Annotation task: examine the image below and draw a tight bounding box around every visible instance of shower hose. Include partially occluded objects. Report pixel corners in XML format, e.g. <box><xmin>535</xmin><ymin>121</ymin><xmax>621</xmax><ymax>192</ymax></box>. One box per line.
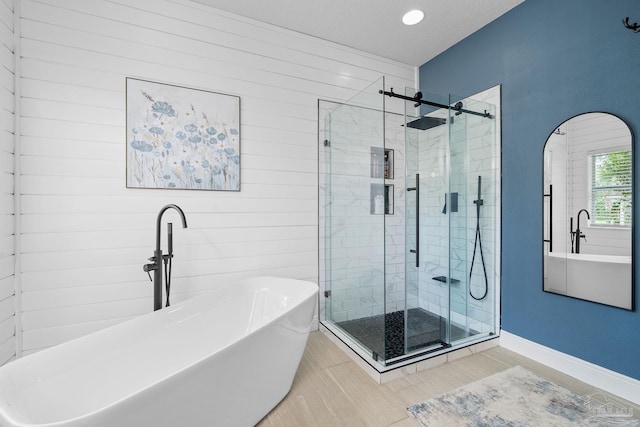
<box><xmin>469</xmin><ymin>176</ymin><xmax>489</xmax><ymax>301</ymax></box>
<box><xmin>164</xmin><ymin>255</ymin><xmax>173</xmax><ymax>307</ymax></box>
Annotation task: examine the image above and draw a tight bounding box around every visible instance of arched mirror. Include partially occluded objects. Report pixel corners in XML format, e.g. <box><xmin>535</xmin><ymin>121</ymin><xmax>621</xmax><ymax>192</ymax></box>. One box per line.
<box><xmin>543</xmin><ymin>112</ymin><xmax>634</xmax><ymax>310</ymax></box>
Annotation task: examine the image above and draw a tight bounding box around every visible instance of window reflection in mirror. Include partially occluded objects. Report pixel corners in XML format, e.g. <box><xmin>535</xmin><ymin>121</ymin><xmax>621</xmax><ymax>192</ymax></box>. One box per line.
<box><xmin>543</xmin><ymin>112</ymin><xmax>634</xmax><ymax>310</ymax></box>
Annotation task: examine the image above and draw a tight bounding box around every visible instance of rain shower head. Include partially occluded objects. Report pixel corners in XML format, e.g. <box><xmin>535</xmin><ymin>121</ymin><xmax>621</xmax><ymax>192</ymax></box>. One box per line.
<box><xmin>405</xmin><ymin>116</ymin><xmax>447</xmax><ymax>130</ymax></box>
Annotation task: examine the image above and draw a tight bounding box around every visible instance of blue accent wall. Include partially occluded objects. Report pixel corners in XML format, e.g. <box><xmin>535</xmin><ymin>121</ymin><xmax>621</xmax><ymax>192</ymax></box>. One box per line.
<box><xmin>419</xmin><ymin>0</ymin><xmax>640</xmax><ymax>380</ymax></box>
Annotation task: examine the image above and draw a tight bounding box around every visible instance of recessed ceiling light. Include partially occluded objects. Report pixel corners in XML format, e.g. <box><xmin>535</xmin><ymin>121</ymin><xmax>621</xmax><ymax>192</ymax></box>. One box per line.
<box><xmin>402</xmin><ymin>9</ymin><xmax>425</xmax><ymax>26</ymax></box>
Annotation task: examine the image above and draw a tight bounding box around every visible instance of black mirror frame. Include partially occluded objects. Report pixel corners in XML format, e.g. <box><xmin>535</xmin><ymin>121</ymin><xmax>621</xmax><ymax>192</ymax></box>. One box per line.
<box><xmin>542</xmin><ymin>112</ymin><xmax>635</xmax><ymax>311</ymax></box>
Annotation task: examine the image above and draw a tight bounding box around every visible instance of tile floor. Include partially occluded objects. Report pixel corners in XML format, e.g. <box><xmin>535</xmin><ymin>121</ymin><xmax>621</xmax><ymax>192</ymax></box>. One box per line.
<box><xmin>257</xmin><ymin>331</ymin><xmax>639</xmax><ymax>426</ymax></box>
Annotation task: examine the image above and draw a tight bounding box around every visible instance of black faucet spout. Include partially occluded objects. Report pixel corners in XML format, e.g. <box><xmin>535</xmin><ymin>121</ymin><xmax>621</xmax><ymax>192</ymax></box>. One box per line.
<box><xmin>574</xmin><ymin>209</ymin><xmax>590</xmax><ymax>253</ymax></box>
<box><xmin>155</xmin><ymin>204</ymin><xmax>188</xmax><ymax>253</ymax></box>
<box><xmin>150</xmin><ymin>204</ymin><xmax>188</xmax><ymax>311</ymax></box>
<box><xmin>577</xmin><ymin>208</ymin><xmax>591</xmax><ymax>223</ymax></box>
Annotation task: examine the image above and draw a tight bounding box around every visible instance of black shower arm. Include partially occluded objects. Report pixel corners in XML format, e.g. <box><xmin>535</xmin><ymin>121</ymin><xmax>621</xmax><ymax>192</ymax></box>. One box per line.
<box><xmin>379</xmin><ymin>89</ymin><xmax>494</xmax><ymax>119</ymax></box>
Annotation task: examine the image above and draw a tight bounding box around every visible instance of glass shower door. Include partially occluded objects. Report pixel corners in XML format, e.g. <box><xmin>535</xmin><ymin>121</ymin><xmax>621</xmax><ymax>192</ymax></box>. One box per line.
<box><xmin>404</xmin><ymin>89</ymin><xmax>452</xmax><ymax>356</ymax></box>
<box><xmin>448</xmin><ymin>99</ymin><xmax>469</xmax><ymax>342</ymax></box>
<box><xmin>324</xmin><ymin>77</ymin><xmax>388</xmax><ymax>361</ymax></box>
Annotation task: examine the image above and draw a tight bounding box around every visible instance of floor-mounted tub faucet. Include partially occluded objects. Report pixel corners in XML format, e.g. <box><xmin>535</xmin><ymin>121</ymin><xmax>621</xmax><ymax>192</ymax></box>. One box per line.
<box><xmin>143</xmin><ymin>204</ymin><xmax>188</xmax><ymax>311</ymax></box>
<box><xmin>574</xmin><ymin>208</ymin><xmax>590</xmax><ymax>254</ymax></box>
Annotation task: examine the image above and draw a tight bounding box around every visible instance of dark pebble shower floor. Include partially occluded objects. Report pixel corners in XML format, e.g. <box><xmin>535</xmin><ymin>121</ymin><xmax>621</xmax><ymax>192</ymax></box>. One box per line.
<box><xmin>337</xmin><ymin>308</ymin><xmax>474</xmax><ymax>361</ymax></box>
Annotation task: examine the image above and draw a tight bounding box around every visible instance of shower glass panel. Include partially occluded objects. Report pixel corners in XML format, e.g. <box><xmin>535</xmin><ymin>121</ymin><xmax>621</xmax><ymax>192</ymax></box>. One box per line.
<box><xmin>404</xmin><ymin>89</ymin><xmax>452</xmax><ymax>356</ymax></box>
<box><xmin>323</xmin><ymin>77</ymin><xmax>388</xmax><ymax>361</ymax></box>
<box><xmin>448</xmin><ymin>93</ymin><xmax>498</xmax><ymax>344</ymax></box>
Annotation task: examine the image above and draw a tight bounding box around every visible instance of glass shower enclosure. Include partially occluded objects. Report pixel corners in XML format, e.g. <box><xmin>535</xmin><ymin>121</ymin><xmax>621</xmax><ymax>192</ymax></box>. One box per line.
<box><xmin>319</xmin><ymin>77</ymin><xmax>500</xmax><ymax>370</ymax></box>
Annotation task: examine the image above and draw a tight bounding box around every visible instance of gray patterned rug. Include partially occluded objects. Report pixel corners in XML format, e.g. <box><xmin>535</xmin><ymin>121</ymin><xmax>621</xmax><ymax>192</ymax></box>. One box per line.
<box><xmin>407</xmin><ymin>366</ymin><xmax>638</xmax><ymax>426</ymax></box>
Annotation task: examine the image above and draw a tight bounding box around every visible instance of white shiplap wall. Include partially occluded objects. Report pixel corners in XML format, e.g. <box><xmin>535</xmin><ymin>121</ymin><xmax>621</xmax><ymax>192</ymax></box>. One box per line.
<box><xmin>0</xmin><ymin>0</ymin><xmax>15</xmax><ymax>365</ymax></box>
<box><xmin>17</xmin><ymin>0</ymin><xmax>415</xmax><ymax>354</ymax></box>
<box><xmin>567</xmin><ymin>113</ymin><xmax>632</xmax><ymax>256</ymax></box>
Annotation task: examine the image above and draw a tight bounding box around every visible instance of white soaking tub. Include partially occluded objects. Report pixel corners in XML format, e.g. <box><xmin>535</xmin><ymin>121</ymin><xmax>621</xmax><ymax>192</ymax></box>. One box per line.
<box><xmin>0</xmin><ymin>277</ymin><xmax>318</xmax><ymax>427</ymax></box>
<box><xmin>547</xmin><ymin>252</ymin><xmax>632</xmax><ymax>309</ymax></box>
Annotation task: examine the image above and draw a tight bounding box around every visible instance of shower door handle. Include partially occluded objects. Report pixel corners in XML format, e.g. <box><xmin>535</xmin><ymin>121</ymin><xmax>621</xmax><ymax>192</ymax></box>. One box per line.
<box><xmin>407</xmin><ymin>174</ymin><xmax>419</xmax><ymax>267</ymax></box>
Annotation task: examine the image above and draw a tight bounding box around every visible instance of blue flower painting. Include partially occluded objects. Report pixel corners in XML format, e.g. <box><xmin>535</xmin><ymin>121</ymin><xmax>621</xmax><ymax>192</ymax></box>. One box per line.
<box><xmin>126</xmin><ymin>78</ymin><xmax>240</xmax><ymax>191</ymax></box>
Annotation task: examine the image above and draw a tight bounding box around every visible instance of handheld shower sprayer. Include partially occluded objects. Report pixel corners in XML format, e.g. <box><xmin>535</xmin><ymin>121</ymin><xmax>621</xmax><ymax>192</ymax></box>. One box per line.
<box><xmin>165</xmin><ymin>222</ymin><xmax>174</xmax><ymax>307</ymax></box>
<box><xmin>469</xmin><ymin>176</ymin><xmax>489</xmax><ymax>301</ymax></box>
<box><xmin>168</xmin><ymin>222</ymin><xmax>173</xmax><ymax>255</ymax></box>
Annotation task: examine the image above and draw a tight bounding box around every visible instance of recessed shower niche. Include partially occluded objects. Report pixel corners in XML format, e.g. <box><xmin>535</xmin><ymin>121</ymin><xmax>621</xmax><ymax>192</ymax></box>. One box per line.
<box><xmin>370</xmin><ymin>148</ymin><xmax>394</xmax><ymax>215</ymax></box>
<box><xmin>318</xmin><ymin>77</ymin><xmax>502</xmax><ymax>378</ymax></box>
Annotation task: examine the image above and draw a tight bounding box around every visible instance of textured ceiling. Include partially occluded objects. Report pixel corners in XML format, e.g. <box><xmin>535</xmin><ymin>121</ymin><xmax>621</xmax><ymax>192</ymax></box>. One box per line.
<box><xmin>191</xmin><ymin>0</ymin><xmax>524</xmax><ymax>66</ymax></box>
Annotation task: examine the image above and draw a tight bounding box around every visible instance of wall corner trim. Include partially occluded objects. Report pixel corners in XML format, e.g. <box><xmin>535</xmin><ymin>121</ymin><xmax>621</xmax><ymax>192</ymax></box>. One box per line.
<box><xmin>500</xmin><ymin>330</ymin><xmax>640</xmax><ymax>406</ymax></box>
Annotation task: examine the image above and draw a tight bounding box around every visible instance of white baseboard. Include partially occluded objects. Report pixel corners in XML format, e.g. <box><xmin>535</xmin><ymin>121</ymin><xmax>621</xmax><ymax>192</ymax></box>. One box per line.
<box><xmin>500</xmin><ymin>330</ymin><xmax>640</xmax><ymax>405</ymax></box>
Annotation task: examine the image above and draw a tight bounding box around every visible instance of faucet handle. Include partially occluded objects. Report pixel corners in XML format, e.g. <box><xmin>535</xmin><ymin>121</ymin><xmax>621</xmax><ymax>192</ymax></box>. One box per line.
<box><xmin>143</xmin><ymin>262</ymin><xmax>156</xmax><ymax>282</ymax></box>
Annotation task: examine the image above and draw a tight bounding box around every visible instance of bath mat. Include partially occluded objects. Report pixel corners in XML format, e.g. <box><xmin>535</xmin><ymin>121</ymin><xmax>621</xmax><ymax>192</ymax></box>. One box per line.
<box><xmin>407</xmin><ymin>366</ymin><xmax>639</xmax><ymax>426</ymax></box>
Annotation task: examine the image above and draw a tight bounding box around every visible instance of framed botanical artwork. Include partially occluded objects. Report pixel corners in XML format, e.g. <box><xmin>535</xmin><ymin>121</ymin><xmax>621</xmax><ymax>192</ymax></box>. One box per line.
<box><xmin>126</xmin><ymin>78</ymin><xmax>240</xmax><ymax>191</ymax></box>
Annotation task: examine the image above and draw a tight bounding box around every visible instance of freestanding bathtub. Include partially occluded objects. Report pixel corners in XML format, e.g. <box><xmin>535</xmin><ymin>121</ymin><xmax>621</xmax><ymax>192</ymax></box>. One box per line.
<box><xmin>546</xmin><ymin>252</ymin><xmax>632</xmax><ymax>309</ymax></box>
<box><xmin>0</xmin><ymin>276</ymin><xmax>318</xmax><ymax>427</ymax></box>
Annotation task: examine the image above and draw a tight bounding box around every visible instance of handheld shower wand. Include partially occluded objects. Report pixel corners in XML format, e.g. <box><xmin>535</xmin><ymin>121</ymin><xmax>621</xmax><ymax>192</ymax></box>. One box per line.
<box><xmin>165</xmin><ymin>223</ymin><xmax>173</xmax><ymax>307</ymax></box>
<box><xmin>168</xmin><ymin>222</ymin><xmax>173</xmax><ymax>255</ymax></box>
<box><xmin>469</xmin><ymin>176</ymin><xmax>489</xmax><ymax>301</ymax></box>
